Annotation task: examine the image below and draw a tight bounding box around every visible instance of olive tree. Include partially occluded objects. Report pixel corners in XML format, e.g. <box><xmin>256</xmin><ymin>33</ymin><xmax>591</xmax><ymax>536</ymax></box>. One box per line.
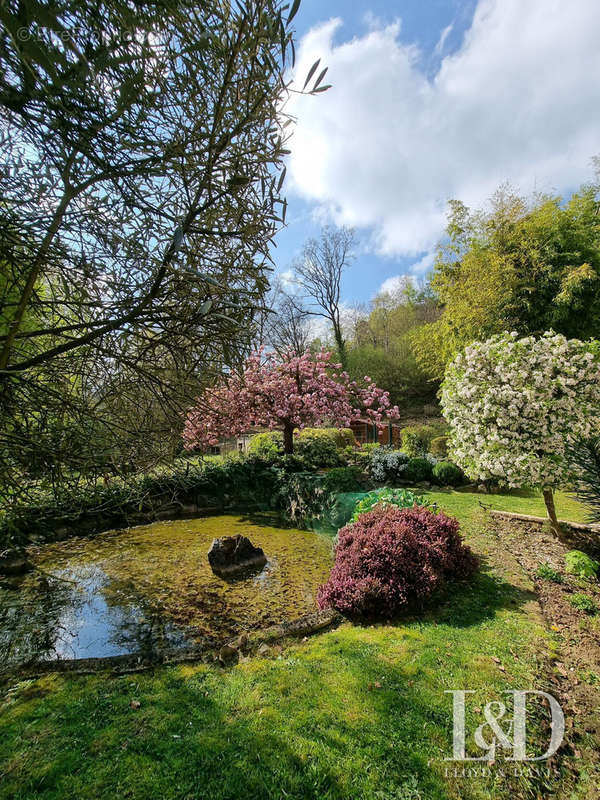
<box><xmin>441</xmin><ymin>332</ymin><xmax>600</xmax><ymax>538</ymax></box>
<box><xmin>0</xmin><ymin>0</ymin><xmax>326</xmax><ymax>496</ymax></box>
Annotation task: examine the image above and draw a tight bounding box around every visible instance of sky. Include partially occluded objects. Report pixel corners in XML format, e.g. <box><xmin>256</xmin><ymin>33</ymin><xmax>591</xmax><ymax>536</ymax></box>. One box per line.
<box><xmin>273</xmin><ymin>0</ymin><xmax>600</xmax><ymax>304</ymax></box>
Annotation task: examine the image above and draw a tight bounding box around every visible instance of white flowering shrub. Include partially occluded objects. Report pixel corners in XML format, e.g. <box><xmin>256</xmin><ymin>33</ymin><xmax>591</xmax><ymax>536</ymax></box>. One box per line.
<box><xmin>441</xmin><ymin>332</ymin><xmax>600</xmax><ymax>491</ymax></box>
<box><xmin>369</xmin><ymin>448</ymin><xmax>410</xmax><ymax>482</ymax></box>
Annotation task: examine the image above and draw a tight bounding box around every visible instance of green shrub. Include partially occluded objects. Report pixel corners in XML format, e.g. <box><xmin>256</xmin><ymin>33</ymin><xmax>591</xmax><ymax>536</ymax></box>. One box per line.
<box><xmin>430</xmin><ymin>435</ymin><xmax>449</xmax><ymax>458</ymax></box>
<box><xmin>400</xmin><ymin>425</ymin><xmax>437</xmax><ymax>457</ymax></box>
<box><xmin>361</xmin><ymin>442</ymin><xmax>381</xmax><ymax>453</ymax></box>
<box><xmin>247</xmin><ymin>431</ymin><xmax>282</xmax><ymax>461</ymax></box>
<box><xmin>295</xmin><ymin>429</ymin><xmax>341</xmax><ymax>469</ymax></box>
<box><xmin>569</xmin><ymin>593</ymin><xmax>598</xmax><ymax>614</ymax></box>
<box><xmin>272</xmin><ymin>471</ymin><xmax>333</xmax><ymax>525</ymax></box>
<box><xmin>350</xmin><ymin>488</ymin><xmax>434</xmax><ymax>522</ymax></box>
<box><xmin>344</xmin><ymin>447</ymin><xmax>372</xmax><ymax>470</ymax></box>
<box><xmin>565</xmin><ymin>550</ymin><xmax>599</xmax><ymax>579</ymax></box>
<box><xmin>298</xmin><ymin>427</ymin><xmax>355</xmax><ymax>449</ymax></box>
<box><xmin>342</xmin><ymin>445</ymin><xmax>359</xmax><ymax>463</ymax></box>
<box><xmin>404</xmin><ymin>457</ymin><xmax>434</xmax><ymax>483</ymax></box>
<box><xmin>0</xmin><ymin>456</ymin><xmax>285</xmax><ymax>547</ymax></box>
<box><xmin>329</xmin><ymin>428</ymin><xmax>357</xmax><ymax>448</ymax></box>
<box><xmin>278</xmin><ymin>453</ymin><xmax>306</xmax><ymax>472</ymax></box>
<box><xmin>432</xmin><ymin>461</ymin><xmax>463</xmax><ymax>486</ymax></box>
<box><xmin>535</xmin><ymin>563</ymin><xmax>564</xmax><ymax>583</ymax></box>
<box><xmin>322</xmin><ymin>466</ymin><xmax>363</xmax><ymax>493</ymax></box>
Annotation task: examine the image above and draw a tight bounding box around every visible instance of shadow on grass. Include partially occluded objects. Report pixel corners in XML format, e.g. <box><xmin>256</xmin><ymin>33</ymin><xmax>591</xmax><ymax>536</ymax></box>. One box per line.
<box><xmin>0</xmin><ymin>664</ymin><xmax>444</xmax><ymax>800</ymax></box>
<box><xmin>429</xmin><ymin>556</ymin><xmax>537</xmax><ymax>629</ymax></box>
<box><xmin>0</xmin><ymin>592</ymin><xmax>558</xmax><ymax>800</ymax></box>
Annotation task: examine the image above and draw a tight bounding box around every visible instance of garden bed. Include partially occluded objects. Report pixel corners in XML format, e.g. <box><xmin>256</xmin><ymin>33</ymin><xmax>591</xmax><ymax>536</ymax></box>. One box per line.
<box><xmin>487</xmin><ymin>513</ymin><xmax>600</xmax><ymax>763</ymax></box>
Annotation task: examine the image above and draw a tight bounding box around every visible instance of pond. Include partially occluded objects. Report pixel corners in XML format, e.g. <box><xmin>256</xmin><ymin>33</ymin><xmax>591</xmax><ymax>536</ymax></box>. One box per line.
<box><xmin>0</xmin><ymin>514</ymin><xmax>333</xmax><ymax>671</ymax></box>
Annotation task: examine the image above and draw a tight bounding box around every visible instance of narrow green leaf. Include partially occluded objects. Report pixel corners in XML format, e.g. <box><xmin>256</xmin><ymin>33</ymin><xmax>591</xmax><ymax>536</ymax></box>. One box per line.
<box><xmin>313</xmin><ymin>66</ymin><xmax>328</xmax><ymax>90</ymax></box>
<box><xmin>277</xmin><ymin>166</ymin><xmax>287</xmax><ymax>193</ymax></box>
<box><xmin>288</xmin><ymin>0</ymin><xmax>301</xmax><ymax>25</ymax></box>
<box><xmin>302</xmin><ymin>58</ymin><xmax>320</xmax><ymax>91</ymax></box>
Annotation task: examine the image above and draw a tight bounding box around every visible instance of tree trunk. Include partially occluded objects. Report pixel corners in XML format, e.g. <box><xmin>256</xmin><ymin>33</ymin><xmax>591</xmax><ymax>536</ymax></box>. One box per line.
<box><xmin>283</xmin><ymin>422</ymin><xmax>294</xmax><ymax>454</ymax></box>
<box><xmin>543</xmin><ymin>488</ymin><xmax>565</xmax><ymax>541</ymax></box>
<box><xmin>333</xmin><ymin>324</ymin><xmax>347</xmax><ymax>371</ymax></box>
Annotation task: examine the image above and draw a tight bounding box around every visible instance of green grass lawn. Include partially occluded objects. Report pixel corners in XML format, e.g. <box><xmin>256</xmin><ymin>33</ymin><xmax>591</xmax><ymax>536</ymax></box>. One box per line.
<box><xmin>0</xmin><ymin>490</ymin><xmax>594</xmax><ymax>800</ymax></box>
<box><xmin>423</xmin><ymin>487</ymin><xmax>589</xmax><ymax>525</ymax></box>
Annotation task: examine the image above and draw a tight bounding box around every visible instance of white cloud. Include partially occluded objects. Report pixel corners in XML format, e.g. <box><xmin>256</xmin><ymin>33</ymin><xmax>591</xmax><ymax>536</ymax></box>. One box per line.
<box><xmin>409</xmin><ymin>251</ymin><xmax>436</xmax><ymax>274</ymax></box>
<box><xmin>434</xmin><ymin>23</ymin><xmax>453</xmax><ymax>55</ymax></box>
<box><xmin>379</xmin><ymin>274</ymin><xmax>414</xmax><ymax>295</ymax></box>
<box><xmin>279</xmin><ymin>269</ymin><xmax>296</xmax><ymax>288</ymax></box>
<box><xmin>287</xmin><ymin>0</ymin><xmax>600</xmax><ymax>257</ymax></box>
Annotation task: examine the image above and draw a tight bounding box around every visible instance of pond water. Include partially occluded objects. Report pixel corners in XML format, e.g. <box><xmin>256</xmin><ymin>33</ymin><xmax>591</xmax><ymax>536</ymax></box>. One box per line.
<box><xmin>0</xmin><ymin>515</ymin><xmax>333</xmax><ymax>671</ymax></box>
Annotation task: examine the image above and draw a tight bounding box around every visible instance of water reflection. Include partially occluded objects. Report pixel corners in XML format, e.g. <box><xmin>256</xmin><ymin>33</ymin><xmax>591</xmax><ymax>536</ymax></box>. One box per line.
<box><xmin>0</xmin><ymin>515</ymin><xmax>333</xmax><ymax>670</ymax></box>
<box><xmin>0</xmin><ymin>566</ymin><xmax>196</xmax><ymax>667</ymax></box>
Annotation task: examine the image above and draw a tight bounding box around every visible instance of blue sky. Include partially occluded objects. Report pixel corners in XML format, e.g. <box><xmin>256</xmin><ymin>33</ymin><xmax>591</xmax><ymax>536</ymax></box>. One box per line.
<box><xmin>273</xmin><ymin>0</ymin><xmax>600</xmax><ymax>305</ymax></box>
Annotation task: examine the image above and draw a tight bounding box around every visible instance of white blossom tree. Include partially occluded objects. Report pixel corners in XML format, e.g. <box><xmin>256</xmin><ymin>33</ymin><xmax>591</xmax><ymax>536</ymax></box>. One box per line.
<box><xmin>441</xmin><ymin>332</ymin><xmax>600</xmax><ymax>538</ymax></box>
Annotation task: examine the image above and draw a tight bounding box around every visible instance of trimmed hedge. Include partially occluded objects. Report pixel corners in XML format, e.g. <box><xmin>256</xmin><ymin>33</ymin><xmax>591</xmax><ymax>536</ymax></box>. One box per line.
<box><xmin>432</xmin><ymin>461</ymin><xmax>463</xmax><ymax>486</ymax></box>
<box><xmin>247</xmin><ymin>431</ymin><xmax>283</xmax><ymax>460</ymax></box>
<box><xmin>400</xmin><ymin>425</ymin><xmax>437</xmax><ymax>457</ymax></box>
<box><xmin>322</xmin><ymin>466</ymin><xmax>363</xmax><ymax>493</ymax></box>
<box><xmin>404</xmin><ymin>457</ymin><xmax>434</xmax><ymax>483</ymax></box>
<box><xmin>430</xmin><ymin>435</ymin><xmax>449</xmax><ymax>458</ymax></box>
<box><xmin>294</xmin><ymin>429</ymin><xmax>341</xmax><ymax>468</ymax></box>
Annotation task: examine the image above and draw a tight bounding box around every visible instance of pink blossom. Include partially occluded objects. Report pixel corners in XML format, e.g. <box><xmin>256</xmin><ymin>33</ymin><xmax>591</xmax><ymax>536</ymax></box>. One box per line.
<box><xmin>183</xmin><ymin>348</ymin><xmax>398</xmax><ymax>453</ymax></box>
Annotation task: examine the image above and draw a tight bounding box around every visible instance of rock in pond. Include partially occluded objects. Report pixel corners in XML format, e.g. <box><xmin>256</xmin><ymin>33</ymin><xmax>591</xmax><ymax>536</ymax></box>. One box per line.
<box><xmin>207</xmin><ymin>534</ymin><xmax>267</xmax><ymax>577</ymax></box>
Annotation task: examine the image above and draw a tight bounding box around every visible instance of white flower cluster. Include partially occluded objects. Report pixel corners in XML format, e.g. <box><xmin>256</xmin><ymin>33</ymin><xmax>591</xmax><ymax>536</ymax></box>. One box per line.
<box><xmin>440</xmin><ymin>332</ymin><xmax>600</xmax><ymax>489</ymax></box>
<box><xmin>369</xmin><ymin>448</ymin><xmax>410</xmax><ymax>482</ymax></box>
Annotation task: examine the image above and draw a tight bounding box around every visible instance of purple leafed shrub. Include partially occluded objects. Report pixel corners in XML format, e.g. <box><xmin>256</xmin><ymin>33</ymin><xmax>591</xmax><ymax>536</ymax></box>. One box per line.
<box><xmin>317</xmin><ymin>506</ymin><xmax>478</xmax><ymax>618</ymax></box>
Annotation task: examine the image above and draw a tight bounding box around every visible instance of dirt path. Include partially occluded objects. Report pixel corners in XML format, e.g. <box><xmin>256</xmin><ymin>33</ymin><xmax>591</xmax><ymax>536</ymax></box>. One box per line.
<box><xmin>486</xmin><ymin>513</ymin><xmax>600</xmax><ymax>794</ymax></box>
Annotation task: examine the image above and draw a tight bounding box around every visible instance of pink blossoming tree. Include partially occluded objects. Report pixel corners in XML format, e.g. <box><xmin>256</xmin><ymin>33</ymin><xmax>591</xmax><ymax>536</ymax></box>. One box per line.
<box><xmin>183</xmin><ymin>349</ymin><xmax>399</xmax><ymax>454</ymax></box>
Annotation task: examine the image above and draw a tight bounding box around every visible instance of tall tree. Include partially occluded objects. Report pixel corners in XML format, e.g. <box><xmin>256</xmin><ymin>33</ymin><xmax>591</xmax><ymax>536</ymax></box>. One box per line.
<box><xmin>346</xmin><ymin>279</ymin><xmax>439</xmax><ymax>408</ymax></box>
<box><xmin>262</xmin><ymin>279</ymin><xmax>312</xmax><ymax>356</ymax></box>
<box><xmin>414</xmin><ymin>178</ymin><xmax>600</xmax><ymax>379</ymax></box>
<box><xmin>293</xmin><ymin>226</ymin><xmax>355</xmax><ymax>369</ymax></box>
<box><xmin>0</xmin><ymin>0</ymin><xmax>326</xmax><ymax>496</ymax></box>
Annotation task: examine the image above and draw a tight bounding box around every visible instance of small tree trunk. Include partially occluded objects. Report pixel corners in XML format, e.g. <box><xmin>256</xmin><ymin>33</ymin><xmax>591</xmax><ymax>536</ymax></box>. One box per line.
<box><xmin>333</xmin><ymin>324</ymin><xmax>347</xmax><ymax>371</ymax></box>
<box><xmin>543</xmin><ymin>488</ymin><xmax>565</xmax><ymax>541</ymax></box>
<box><xmin>283</xmin><ymin>422</ymin><xmax>294</xmax><ymax>454</ymax></box>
